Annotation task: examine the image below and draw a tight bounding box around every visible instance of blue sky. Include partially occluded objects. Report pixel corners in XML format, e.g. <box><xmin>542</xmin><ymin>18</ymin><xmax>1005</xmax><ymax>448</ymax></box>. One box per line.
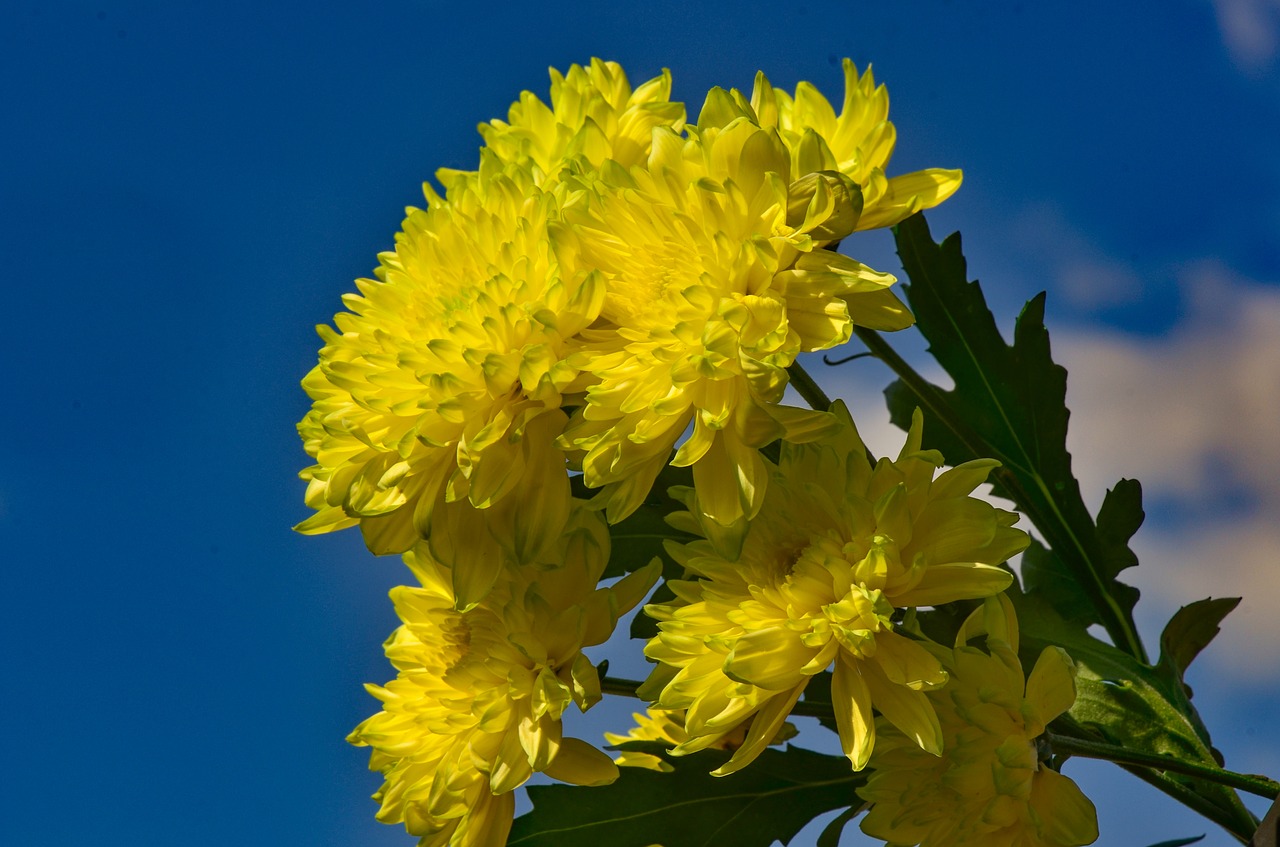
<box><xmin>3</xmin><ymin>1</ymin><xmax>1278</xmax><ymax>845</ymax></box>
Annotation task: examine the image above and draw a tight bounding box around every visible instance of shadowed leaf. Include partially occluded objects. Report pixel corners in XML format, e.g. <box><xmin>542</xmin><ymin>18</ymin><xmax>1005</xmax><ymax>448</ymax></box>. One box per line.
<box><xmin>1142</xmin><ymin>836</ymin><xmax>1205</xmax><ymax>847</ymax></box>
<box><xmin>880</xmin><ymin>212</ymin><xmax>1146</xmax><ymax>661</ymax></box>
<box><xmin>1159</xmin><ymin>597</ymin><xmax>1241</xmax><ymax>681</ymax></box>
<box><xmin>508</xmin><ymin>744</ymin><xmax>861</xmax><ymax>847</ymax></box>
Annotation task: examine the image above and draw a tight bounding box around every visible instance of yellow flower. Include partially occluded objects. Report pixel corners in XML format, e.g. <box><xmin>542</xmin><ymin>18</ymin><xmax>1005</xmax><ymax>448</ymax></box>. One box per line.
<box><xmin>296</xmin><ymin>162</ymin><xmax>602</xmax><ymax>604</ymax></box>
<box><xmin>740</xmin><ymin>58</ymin><xmax>963</xmax><ymax>232</ymax></box>
<box><xmin>349</xmin><ymin>506</ymin><xmax>660</xmax><ymax>846</ymax></box>
<box><xmin>559</xmin><ymin>113</ymin><xmax>914</xmax><ymax>533</ymax></box>
<box><xmin>603</xmin><ymin>708</ymin><xmax>796</xmax><ymax>772</ymax></box>
<box><xmin>858</xmin><ymin>595</ymin><xmax>1099</xmax><ymax>847</ymax></box>
<box><xmin>640</xmin><ymin>404</ymin><xmax>1027</xmax><ymax>776</ymax></box>
<box><xmin>442</xmin><ymin>58</ymin><xmax>685</xmax><ymax>189</ymax></box>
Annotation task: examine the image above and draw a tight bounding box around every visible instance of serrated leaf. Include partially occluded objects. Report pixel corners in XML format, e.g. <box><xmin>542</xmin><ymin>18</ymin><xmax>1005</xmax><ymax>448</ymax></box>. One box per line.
<box><xmin>1095</xmin><ymin>478</ymin><xmax>1144</xmax><ymax>612</ymax></box>
<box><xmin>880</xmin><ymin>213</ymin><xmax>1147</xmax><ymax>661</ymax></box>
<box><xmin>1141</xmin><ymin>836</ymin><xmax>1204</xmax><ymax>847</ymax></box>
<box><xmin>507</xmin><ymin>744</ymin><xmax>861</xmax><ymax>847</ymax></box>
<box><xmin>1159</xmin><ymin>597</ymin><xmax>1241</xmax><ymax>682</ymax></box>
<box><xmin>1019</xmin><ymin>539</ymin><xmax>1094</xmax><ymax>629</ymax></box>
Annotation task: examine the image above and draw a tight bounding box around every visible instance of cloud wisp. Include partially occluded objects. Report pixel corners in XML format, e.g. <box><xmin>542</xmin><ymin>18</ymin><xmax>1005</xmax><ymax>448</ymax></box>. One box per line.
<box><xmin>1212</xmin><ymin>0</ymin><xmax>1280</xmax><ymax>74</ymax></box>
<box><xmin>1055</xmin><ymin>261</ymin><xmax>1280</xmax><ymax>677</ymax></box>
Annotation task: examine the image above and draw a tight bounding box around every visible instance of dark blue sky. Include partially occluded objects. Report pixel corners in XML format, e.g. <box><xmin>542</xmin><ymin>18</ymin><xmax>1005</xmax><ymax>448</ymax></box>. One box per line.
<box><xmin>4</xmin><ymin>2</ymin><xmax>1277</xmax><ymax>844</ymax></box>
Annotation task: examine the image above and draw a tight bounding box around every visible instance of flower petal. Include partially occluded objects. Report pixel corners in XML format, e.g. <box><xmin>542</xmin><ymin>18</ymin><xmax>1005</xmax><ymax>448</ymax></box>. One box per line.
<box><xmin>862</xmin><ymin>658</ymin><xmax>943</xmax><ymax>755</ymax></box>
<box><xmin>831</xmin><ymin>653</ymin><xmax>876</xmax><ymax>769</ymax></box>
<box><xmin>543</xmin><ymin>737</ymin><xmax>620</xmax><ymax>787</ymax></box>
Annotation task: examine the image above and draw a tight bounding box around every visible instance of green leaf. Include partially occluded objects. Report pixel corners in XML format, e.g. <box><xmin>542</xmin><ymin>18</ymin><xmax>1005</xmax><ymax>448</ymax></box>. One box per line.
<box><xmin>507</xmin><ymin>744</ymin><xmax>861</xmax><ymax>847</ymax></box>
<box><xmin>1141</xmin><ymin>836</ymin><xmax>1204</xmax><ymax>847</ymax></box>
<box><xmin>879</xmin><ymin>212</ymin><xmax>1147</xmax><ymax>661</ymax></box>
<box><xmin>1095</xmin><ymin>478</ymin><xmax>1144</xmax><ymax>616</ymax></box>
<box><xmin>1019</xmin><ymin>539</ymin><xmax>1094</xmax><ymax>629</ymax></box>
<box><xmin>1159</xmin><ymin>597</ymin><xmax>1241</xmax><ymax>682</ymax></box>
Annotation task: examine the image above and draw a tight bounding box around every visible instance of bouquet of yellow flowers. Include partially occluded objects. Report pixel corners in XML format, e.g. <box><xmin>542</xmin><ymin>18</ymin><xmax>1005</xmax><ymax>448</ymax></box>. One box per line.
<box><xmin>296</xmin><ymin>59</ymin><xmax>1277</xmax><ymax>846</ymax></box>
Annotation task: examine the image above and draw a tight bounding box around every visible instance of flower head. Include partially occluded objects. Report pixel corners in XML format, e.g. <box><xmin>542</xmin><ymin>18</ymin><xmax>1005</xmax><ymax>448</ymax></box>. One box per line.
<box><xmin>560</xmin><ymin>113</ymin><xmax>913</xmax><ymax>532</ymax></box>
<box><xmin>858</xmin><ymin>595</ymin><xmax>1099</xmax><ymax>847</ymax></box>
<box><xmin>296</xmin><ymin>162</ymin><xmax>602</xmax><ymax>603</ymax></box>
<box><xmin>349</xmin><ymin>506</ymin><xmax>660</xmax><ymax>846</ymax></box>
<box><xmin>640</xmin><ymin>404</ymin><xmax>1026</xmax><ymax>775</ymax></box>
<box><xmin>603</xmin><ymin>707</ymin><xmax>796</xmax><ymax>772</ymax></box>
<box><xmin>740</xmin><ymin>58</ymin><xmax>963</xmax><ymax>231</ymax></box>
<box><xmin>445</xmin><ymin>58</ymin><xmax>685</xmax><ymax>189</ymax></box>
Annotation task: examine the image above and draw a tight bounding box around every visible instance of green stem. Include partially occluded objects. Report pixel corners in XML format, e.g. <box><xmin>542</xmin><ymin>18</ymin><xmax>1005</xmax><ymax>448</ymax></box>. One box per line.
<box><xmin>786</xmin><ymin>362</ymin><xmax>832</xmax><ymax>412</ymax></box>
<box><xmin>1048</xmin><ymin>734</ymin><xmax>1279</xmax><ymax>800</ymax></box>
<box><xmin>786</xmin><ymin>359</ymin><xmax>878</xmax><ymax>467</ymax></box>
<box><xmin>600</xmin><ymin>676</ymin><xmax>646</xmax><ymax>701</ymax></box>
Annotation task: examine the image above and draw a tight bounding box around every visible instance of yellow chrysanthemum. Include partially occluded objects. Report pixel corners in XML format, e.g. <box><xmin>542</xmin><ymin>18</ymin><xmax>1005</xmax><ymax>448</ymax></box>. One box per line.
<box><xmin>296</xmin><ymin>161</ymin><xmax>602</xmax><ymax>604</ymax></box>
<box><xmin>441</xmin><ymin>58</ymin><xmax>685</xmax><ymax>189</ymax></box>
<box><xmin>737</xmin><ymin>58</ymin><xmax>963</xmax><ymax>232</ymax></box>
<box><xmin>349</xmin><ymin>506</ymin><xmax>660</xmax><ymax>847</ymax></box>
<box><xmin>858</xmin><ymin>595</ymin><xmax>1099</xmax><ymax>847</ymax></box>
<box><xmin>640</xmin><ymin>404</ymin><xmax>1027</xmax><ymax>776</ymax></box>
<box><xmin>603</xmin><ymin>708</ymin><xmax>796</xmax><ymax>772</ymax></box>
<box><xmin>560</xmin><ymin>111</ymin><xmax>916</xmax><ymax>533</ymax></box>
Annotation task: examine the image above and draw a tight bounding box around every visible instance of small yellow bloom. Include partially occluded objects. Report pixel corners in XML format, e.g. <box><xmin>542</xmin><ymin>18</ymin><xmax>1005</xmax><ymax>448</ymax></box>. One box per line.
<box><xmin>604</xmin><ymin>708</ymin><xmax>796</xmax><ymax>772</ymax></box>
<box><xmin>641</xmin><ymin>404</ymin><xmax>1026</xmax><ymax>775</ymax></box>
<box><xmin>349</xmin><ymin>506</ymin><xmax>660</xmax><ymax>846</ymax></box>
<box><xmin>858</xmin><ymin>595</ymin><xmax>1099</xmax><ymax>847</ymax></box>
<box><xmin>444</xmin><ymin>58</ymin><xmax>686</xmax><ymax>189</ymax></box>
<box><xmin>560</xmin><ymin>113</ymin><xmax>912</xmax><ymax>533</ymax></box>
<box><xmin>744</xmin><ymin>58</ymin><xmax>963</xmax><ymax>232</ymax></box>
<box><xmin>296</xmin><ymin>163</ymin><xmax>600</xmax><ymax>604</ymax></box>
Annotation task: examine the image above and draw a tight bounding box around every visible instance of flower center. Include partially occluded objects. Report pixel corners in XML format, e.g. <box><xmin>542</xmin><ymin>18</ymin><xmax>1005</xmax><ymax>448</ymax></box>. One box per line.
<box><xmin>824</xmin><ymin>584</ymin><xmax>895</xmax><ymax>657</ymax></box>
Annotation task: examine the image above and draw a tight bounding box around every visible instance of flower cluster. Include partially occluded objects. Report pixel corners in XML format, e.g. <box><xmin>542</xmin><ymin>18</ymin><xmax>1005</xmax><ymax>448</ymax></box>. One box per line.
<box><xmin>349</xmin><ymin>507</ymin><xmax>658</xmax><ymax>845</ymax></box>
<box><xmin>299</xmin><ymin>58</ymin><xmax>1098</xmax><ymax>847</ymax></box>
<box><xmin>640</xmin><ymin>404</ymin><xmax>1027</xmax><ymax>774</ymax></box>
<box><xmin>858</xmin><ymin>596</ymin><xmax>1099</xmax><ymax>847</ymax></box>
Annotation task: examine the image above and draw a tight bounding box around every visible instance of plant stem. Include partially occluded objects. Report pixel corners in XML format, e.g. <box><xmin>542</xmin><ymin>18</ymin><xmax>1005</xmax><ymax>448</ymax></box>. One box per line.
<box><xmin>600</xmin><ymin>676</ymin><xmax>645</xmax><ymax>700</ymax></box>
<box><xmin>786</xmin><ymin>362</ymin><xmax>832</xmax><ymax>411</ymax></box>
<box><xmin>1048</xmin><ymin>734</ymin><xmax>1279</xmax><ymax>800</ymax></box>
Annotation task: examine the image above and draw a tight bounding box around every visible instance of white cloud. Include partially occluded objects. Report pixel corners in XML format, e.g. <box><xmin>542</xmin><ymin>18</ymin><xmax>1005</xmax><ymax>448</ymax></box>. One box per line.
<box><xmin>1212</xmin><ymin>0</ymin><xmax>1280</xmax><ymax>74</ymax></box>
<box><xmin>1008</xmin><ymin>203</ymin><xmax>1145</xmax><ymax>310</ymax></box>
<box><xmin>1054</xmin><ymin>262</ymin><xmax>1280</xmax><ymax>675</ymax></box>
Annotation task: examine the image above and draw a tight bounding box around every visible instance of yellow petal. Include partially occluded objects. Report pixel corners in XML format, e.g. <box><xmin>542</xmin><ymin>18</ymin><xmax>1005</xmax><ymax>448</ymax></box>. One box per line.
<box><xmin>712</xmin><ymin>682</ymin><xmax>807</xmax><ymax>776</ymax></box>
<box><xmin>1031</xmin><ymin>767</ymin><xmax>1100</xmax><ymax>846</ymax></box>
<box><xmin>856</xmin><ymin>168</ymin><xmax>963</xmax><ymax>231</ymax></box>
<box><xmin>1025</xmin><ymin>646</ymin><xmax>1078</xmax><ymax>725</ymax></box>
<box><xmin>831</xmin><ymin>653</ymin><xmax>876</xmax><ymax>769</ymax></box>
<box><xmin>889</xmin><ymin>562</ymin><xmax>1013</xmax><ymax>608</ymax></box>
<box><xmin>723</xmin><ymin>626</ymin><xmax>814</xmax><ymax>691</ymax></box>
<box><xmin>862</xmin><ymin>659</ymin><xmax>943</xmax><ymax>755</ymax></box>
<box><xmin>543</xmin><ymin>737</ymin><xmax>620</xmax><ymax>786</ymax></box>
<box><xmin>873</xmin><ymin>631</ymin><xmax>949</xmax><ymax>690</ymax></box>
